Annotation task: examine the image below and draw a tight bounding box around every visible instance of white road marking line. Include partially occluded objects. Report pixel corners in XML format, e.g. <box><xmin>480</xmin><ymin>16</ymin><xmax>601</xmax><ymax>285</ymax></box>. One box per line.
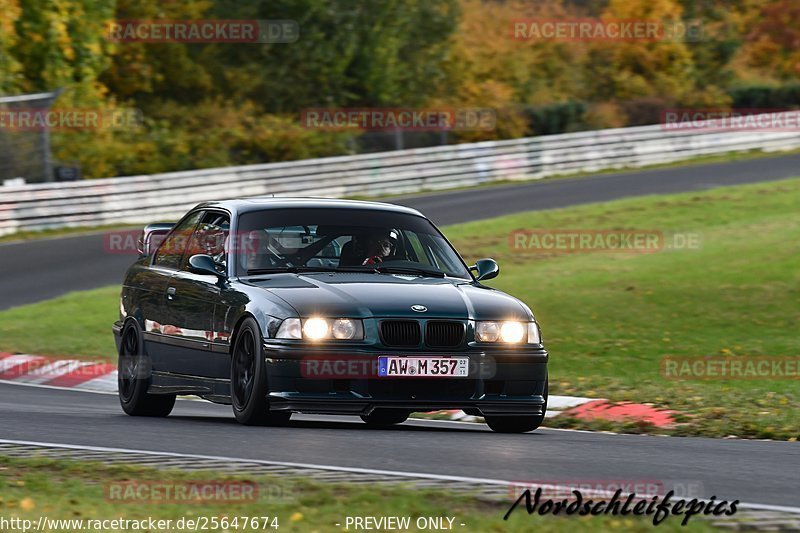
<box><xmin>0</xmin><ymin>379</ymin><xmax>118</xmax><ymax>395</ymax></box>
<box><xmin>74</xmin><ymin>371</ymin><xmax>118</xmax><ymax>392</ymax></box>
<box><xmin>0</xmin><ymin>437</ymin><xmax>797</xmax><ymax>515</ymax></box>
<box><xmin>548</xmin><ymin>395</ymin><xmax>602</xmax><ymax>410</ymax></box>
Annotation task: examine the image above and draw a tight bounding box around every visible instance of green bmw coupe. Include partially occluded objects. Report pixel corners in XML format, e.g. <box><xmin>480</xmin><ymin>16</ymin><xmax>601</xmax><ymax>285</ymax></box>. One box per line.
<box><xmin>113</xmin><ymin>198</ymin><xmax>548</xmax><ymax>433</ymax></box>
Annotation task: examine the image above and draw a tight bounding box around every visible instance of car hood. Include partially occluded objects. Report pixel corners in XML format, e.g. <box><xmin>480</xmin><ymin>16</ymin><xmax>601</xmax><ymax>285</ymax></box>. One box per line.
<box><xmin>243</xmin><ymin>272</ymin><xmax>531</xmax><ymax>321</ymax></box>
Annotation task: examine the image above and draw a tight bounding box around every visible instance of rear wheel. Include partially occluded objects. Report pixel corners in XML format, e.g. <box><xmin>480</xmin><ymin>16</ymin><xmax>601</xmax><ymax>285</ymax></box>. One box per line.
<box><xmin>485</xmin><ymin>378</ymin><xmax>548</xmax><ymax>433</ymax></box>
<box><xmin>231</xmin><ymin>317</ymin><xmax>290</xmax><ymax>426</ymax></box>
<box><xmin>360</xmin><ymin>409</ymin><xmax>409</xmax><ymax>427</ymax></box>
<box><xmin>118</xmin><ymin>321</ymin><xmax>175</xmax><ymax>417</ymax></box>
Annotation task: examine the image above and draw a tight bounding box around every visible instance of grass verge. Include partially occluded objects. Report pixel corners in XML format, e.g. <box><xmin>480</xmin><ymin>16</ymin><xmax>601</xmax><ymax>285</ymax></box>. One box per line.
<box><xmin>0</xmin><ymin>224</ymin><xmax>138</xmax><ymax>245</ymax></box>
<box><xmin>445</xmin><ymin>177</ymin><xmax>800</xmax><ymax>440</ymax></box>
<box><xmin>0</xmin><ymin>178</ymin><xmax>797</xmax><ymax>439</ymax></box>
<box><xmin>0</xmin><ymin>455</ymin><xmax>718</xmax><ymax>532</ymax></box>
<box><xmin>0</xmin><ymin>286</ymin><xmax>119</xmax><ymax>359</ymax></box>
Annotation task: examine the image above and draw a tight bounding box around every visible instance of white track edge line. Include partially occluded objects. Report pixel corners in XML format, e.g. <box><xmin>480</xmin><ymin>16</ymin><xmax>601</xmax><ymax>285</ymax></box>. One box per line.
<box><xmin>0</xmin><ymin>379</ymin><xmax>118</xmax><ymax>395</ymax></box>
<box><xmin>0</xmin><ymin>438</ymin><xmax>797</xmax><ymax>515</ymax></box>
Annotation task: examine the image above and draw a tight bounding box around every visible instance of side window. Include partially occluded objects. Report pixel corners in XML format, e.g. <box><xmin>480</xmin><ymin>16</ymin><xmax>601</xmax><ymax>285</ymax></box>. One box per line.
<box><xmin>152</xmin><ymin>211</ymin><xmax>203</xmax><ymax>270</ymax></box>
<box><xmin>421</xmin><ymin>233</ymin><xmax>463</xmax><ymax>273</ymax></box>
<box><xmin>184</xmin><ymin>212</ymin><xmax>230</xmax><ymax>272</ymax></box>
<box><xmin>404</xmin><ymin>231</ymin><xmax>432</xmax><ymax>266</ymax></box>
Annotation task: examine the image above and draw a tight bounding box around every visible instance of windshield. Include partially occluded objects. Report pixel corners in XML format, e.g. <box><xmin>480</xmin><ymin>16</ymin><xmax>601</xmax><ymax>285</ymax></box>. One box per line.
<box><xmin>235</xmin><ymin>208</ymin><xmax>471</xmax><ymax>279</ymax></box>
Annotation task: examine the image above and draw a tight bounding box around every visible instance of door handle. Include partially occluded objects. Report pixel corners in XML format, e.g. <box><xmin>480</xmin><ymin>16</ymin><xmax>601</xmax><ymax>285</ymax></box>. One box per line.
<box><xmin>166</xmin><ymin>287</ymin><xmax>177</xmax><ymax>300</ymax></box>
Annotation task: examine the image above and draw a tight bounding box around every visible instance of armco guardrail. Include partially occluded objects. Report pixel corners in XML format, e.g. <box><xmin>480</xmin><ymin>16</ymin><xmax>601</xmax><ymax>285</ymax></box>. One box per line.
<box><xmin>2</xmin><ymin>115</ymin><xmax>800</xmax><ymax>236</ymax></box>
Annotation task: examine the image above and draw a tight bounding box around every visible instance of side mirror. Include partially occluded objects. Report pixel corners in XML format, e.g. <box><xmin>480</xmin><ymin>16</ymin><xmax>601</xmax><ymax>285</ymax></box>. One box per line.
<box><xmin>471</xmin><ymin>258</ymin><xmax>500</xmax><ymax>282</ymax></box>
<box><xmin>189</xmin><ymin>254</ymin><xmax>225</xmax><ymax>278</ymax></box>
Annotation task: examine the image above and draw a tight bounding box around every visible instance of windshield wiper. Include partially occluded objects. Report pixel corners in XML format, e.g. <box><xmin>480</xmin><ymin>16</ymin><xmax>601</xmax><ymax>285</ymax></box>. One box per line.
<box><xmin>246</xmin><ymin>266</ymin><xmax>337</xmax><ymax>275</ymax></box>
<box><xmin>246</xmin><ymin>266</ymin><xmax>379</xmax><ymax>275</ymax></box>
<box><xmin>246</xmin><ymin>265</ymin><xmax>445</xmax><ymax>278</ymax></box>
<box><xmin>373</xmin><ymin>265</ymin><xmax>445</xmax><ymax>278</ymax></box>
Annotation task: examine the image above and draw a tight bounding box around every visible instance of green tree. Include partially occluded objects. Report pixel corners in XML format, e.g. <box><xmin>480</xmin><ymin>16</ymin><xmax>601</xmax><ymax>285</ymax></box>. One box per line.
<box><xmin>101</xmin><ymin>0</ymin><xmax>215</xmax><ymax>103</ymax></box>
<box><xmin>733</xmin><ymin>0</ymin><xmax>800</xmax><ymax>82</ymax></box>
<box><xmin>13</xmin><ymin>0</ymin><xmax>115</xmax><ymax>104</ymax></box>
<box><xmin>0</xmin><ymin>0</ymin><xmax>22</xmax><ymax>93</ymax></box>
<box><xmin>206</xmin><ymin>0</ymin><xmax>459</xmax><ymax>111</ymax></box>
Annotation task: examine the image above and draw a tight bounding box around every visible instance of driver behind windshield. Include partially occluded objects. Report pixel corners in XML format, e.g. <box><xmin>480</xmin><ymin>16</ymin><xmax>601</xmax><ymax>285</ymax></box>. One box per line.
<box><xmin>338</xmin><ymin>229</ymin><xmax>397</xmax><ymax>266</ymax></box>
<box><xmin>361</xmin><ymin>230</ymin><xmax>395</xmax><ymax>265</ymax></box>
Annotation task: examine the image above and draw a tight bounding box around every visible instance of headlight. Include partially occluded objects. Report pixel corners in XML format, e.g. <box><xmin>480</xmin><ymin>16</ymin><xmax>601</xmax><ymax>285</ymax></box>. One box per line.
<box><xmin>275</xmin><ymin>317</ymin><xmax>363</xmax><ymax>341</ymax></box>
<box><xmin>475</xmin><ymin>321</ymin><xmax>501</xmax><ymax>342</ymax></box>
<box><xmin>303</xmin><ymin>317</ymin><xmax>330</xmax><ymax>340</ymax></box>
<box><xmin>332</xmin><ymin>318</ymin><xmax>358</xmax><ymax>340</ymax></box>
<box><xmin>475</xmin><ymin>321</ymin><xmax>540</xmax><ymax>344</ymax></box>
<box><xmin>500</xmin><ymin>321</ymin><xmax>526</xmax><ymax>343</ymax></box>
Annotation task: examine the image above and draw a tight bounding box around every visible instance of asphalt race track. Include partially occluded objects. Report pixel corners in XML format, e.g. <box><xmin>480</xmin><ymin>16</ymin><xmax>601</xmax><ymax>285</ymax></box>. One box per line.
<box><xmin>2</xmin><ymin>152</ymin><xmax>800</xmax><ymax>310</ymax></box>
<box><xmin>2</xmin><ymin>383</ymin><xmax>799</xmax><ymax>509</ymax></box>
<box><xmin>1</xmin><ymin>154</ymin><xmax>800</xmax><ymax>515</ymax></box>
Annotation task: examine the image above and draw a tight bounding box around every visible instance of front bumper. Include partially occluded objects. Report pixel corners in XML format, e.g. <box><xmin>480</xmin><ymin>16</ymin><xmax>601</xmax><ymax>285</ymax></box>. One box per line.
<box><xmin>263</xmin><ymin>344</ymin><xmax>548</xmax><ymax>417</ymax></box>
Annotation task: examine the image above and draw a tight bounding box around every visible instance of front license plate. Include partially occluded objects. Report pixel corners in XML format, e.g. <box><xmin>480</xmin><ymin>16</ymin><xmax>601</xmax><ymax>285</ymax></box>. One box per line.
<box><xmin>378</xmin><ymin>357</ymin><xmax>469</xmax><ymax>377</ymax></box>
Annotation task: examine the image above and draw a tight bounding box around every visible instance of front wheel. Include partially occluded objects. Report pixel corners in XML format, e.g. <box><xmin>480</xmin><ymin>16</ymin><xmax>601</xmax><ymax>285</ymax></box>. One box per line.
<box><xmin>485</xmin><ymin>378</ymin><xmax>548</xmax><ymax>433</ymax></box>
<box><xmin>360</xmin><ymin>409</ymin><xmax>409</xmax><ymax>427</ymax></box>
<box><xmin>231</xmin><ymin>317</ymin><xmax>290</xmax><ymax>426</ymax></box>
<box><xmin>118</xmin><ymin>321</ymin><xmax>175</xmax><ymax>417</ymax></box>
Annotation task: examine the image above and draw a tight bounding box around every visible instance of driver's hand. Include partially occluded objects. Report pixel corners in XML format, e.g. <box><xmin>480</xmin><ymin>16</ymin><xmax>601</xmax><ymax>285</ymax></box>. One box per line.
<box><xmin>363</xmin><ymin>256</ymin><xmax>383</xmax><ymax>265</ymax></box>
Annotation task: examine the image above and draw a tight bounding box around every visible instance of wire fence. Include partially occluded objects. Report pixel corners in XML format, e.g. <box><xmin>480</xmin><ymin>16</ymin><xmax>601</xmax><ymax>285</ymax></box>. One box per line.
<box><xmin>0</xmin><ymin>91</ymin><xmax>60</xmax><ymax>184</ymax></box>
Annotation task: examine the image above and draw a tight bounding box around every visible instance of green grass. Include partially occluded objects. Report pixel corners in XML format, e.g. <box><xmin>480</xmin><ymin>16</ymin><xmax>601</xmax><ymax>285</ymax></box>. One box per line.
<box><xmin>446</xmin><ymin>177</ymin><xmax>800</xmax><ymax>440</ymax></box>
<box><xmin>0</xmin><ymin>455</ymin><xmax>719</xmax><ymax>532</ymax></box>
<box><xmin>0</xmin><ymin>224</ymin><xmax>138</xmax><ymax>244</ymax></box>
<box><xmin>0</xmin><ymin>178</ymin><xmax>798</xmax><ymax>439</ymax></box>
<box><xmin>0</xmin><ymin>286</ymin><xmax>119</xmax><ymax>359</ymax></box>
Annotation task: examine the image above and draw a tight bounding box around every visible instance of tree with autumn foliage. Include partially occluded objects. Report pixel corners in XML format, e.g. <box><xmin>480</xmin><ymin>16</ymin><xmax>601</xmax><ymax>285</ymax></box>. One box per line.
<box><xmin>0</xmin><ymin>0</ymin><xmax>799</xmax><ymax>180</ymax></box>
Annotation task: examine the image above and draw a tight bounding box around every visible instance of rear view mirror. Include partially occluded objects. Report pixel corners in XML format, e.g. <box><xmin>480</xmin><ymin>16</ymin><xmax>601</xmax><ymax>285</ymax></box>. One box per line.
<box><xmin>188</xmin><ymin>254</ymin><xmax>225</xmax><ymax>278</ymax></box>
<box><xmin>471</xmin><ymin>258</ymin><xmax>500</xmax><ymax>281</ymax></box>
<box><xmin>137</xmin><ymin>223</ymin><xmax>174</xmax><ymax>257</ymax></box>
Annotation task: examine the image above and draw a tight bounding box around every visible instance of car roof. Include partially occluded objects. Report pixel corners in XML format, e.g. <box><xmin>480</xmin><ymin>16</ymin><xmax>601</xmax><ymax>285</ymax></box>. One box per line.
<box><xmin>194</xmin><ymin>197</ymin><xmax>426</xmax><ymax>218</ymax></box>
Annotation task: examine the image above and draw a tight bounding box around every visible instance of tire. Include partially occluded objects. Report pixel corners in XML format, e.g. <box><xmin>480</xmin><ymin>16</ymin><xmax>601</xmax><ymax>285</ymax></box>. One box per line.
<box><xmin>230</xmin><ymin>317</ymin><xmax>291</xmax><ymax>426</ymax></box>
<box><xmin>118</xmin><ymin>321</ymin><xmax>176</xmax><ymax>417</ymax></box>
<box><xmin>485</xmin><ymin>377</ymin><xmax>548</xmax><ymax>434</ymax></box>
<box><xmin>360</xmin><ymin>409</ymin><xmax>409</xmax><ymax>426</ymax></box>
